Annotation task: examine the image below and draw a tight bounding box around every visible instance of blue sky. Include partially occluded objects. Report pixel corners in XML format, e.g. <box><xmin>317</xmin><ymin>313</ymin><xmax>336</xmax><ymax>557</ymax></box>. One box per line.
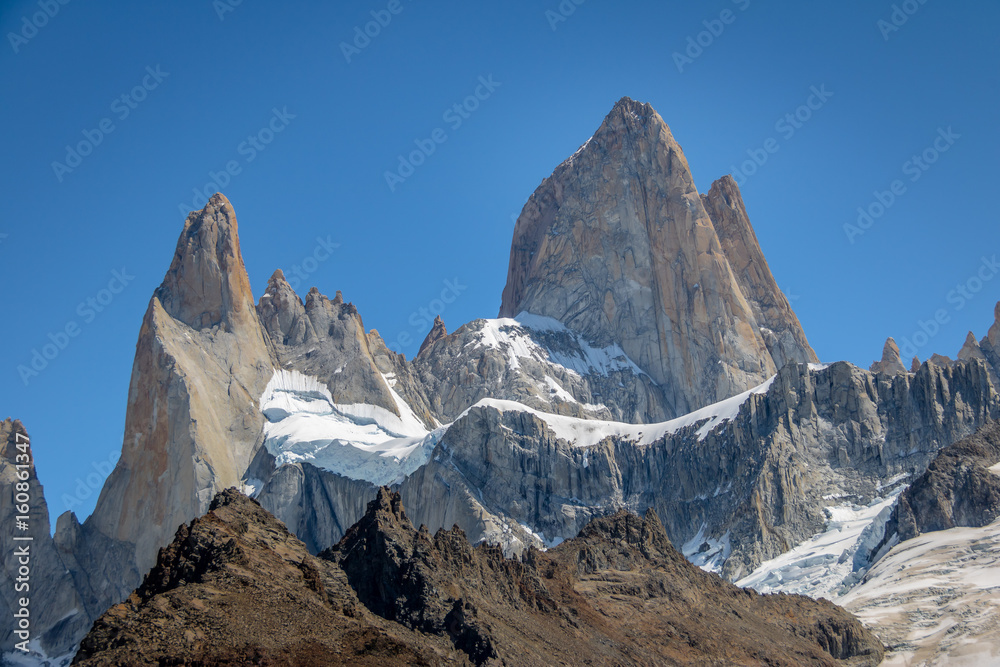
<box><xmin>1</xmin><ymin>0</ymin><xmax>997</xmax><ymax>523</ymax></box>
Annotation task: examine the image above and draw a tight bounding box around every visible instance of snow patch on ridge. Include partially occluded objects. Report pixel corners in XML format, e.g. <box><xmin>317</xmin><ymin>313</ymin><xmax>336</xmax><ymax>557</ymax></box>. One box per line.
<box><xmin>468</xmin><ymin>312</ymin><xmax>646</xmax><ymax>378</ymax></box>
<box><xmin>259</xmin><ymin>369</ymin><xmax>442</xmax><ymax>486</ymax></box>
<box><xmin>461</xmin><ymin>373</ymin><xmax>777</xmax><ymax>448</ymax></box>
<box><xmin>683</xmin><ymin>523</ymin><xmax>732</xmax><ymax>573</ymax></box>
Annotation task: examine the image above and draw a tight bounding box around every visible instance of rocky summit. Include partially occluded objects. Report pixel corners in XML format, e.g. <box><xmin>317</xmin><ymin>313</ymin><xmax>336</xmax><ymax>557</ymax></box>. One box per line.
<box><xmin>499</xmin><ymin>97</ymin><xmax>816</xmax><ymax>418</ymax></box>
<box><xmin>10</xmin><ymin>97</ymin><xmax>1000</xmax><ymax>664</ymax></box>
<box><xmin>73</xmin><ymin>488</ymin><xmax>884</xmax><ymax>666</ymax></box>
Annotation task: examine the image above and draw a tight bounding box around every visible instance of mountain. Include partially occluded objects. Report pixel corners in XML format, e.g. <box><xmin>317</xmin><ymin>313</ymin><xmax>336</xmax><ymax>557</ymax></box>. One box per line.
<box><xmin>701</xmin><ymin>175</ymin><xmax>816</xmax><ymax>370</ymax></box>
<box><xmin>499</xmin><ymin>97</ymin><xmax>816</xmax><ymax>418</ymax></box>
<box><xmin>83</xmin><ymin>193</ymin><xmax>275</xmax><ymax>576</ymax></box>
<box><xmin>9</xmin><ymin>97</ymin><xmax>1000</xmax><ymax>663</ymax></box>
<box><xmin>73</xmin><ymin>487</ymin><xmax>884</xmax><ymax>666</ymax></box>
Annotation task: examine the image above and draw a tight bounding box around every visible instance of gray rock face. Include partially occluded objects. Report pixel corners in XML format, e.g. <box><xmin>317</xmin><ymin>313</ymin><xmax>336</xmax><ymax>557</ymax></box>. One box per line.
<box><xmin>257</xmin><ymin>269</ymin><xmax>435</xmax><ymax>428</ymax></box>
<box><xmin>411</xmin><ymin>316</ymin><xmax>669</xmax><ymax>423</ymax></box>
<box><xmin>0</xmin><ymin>421</ymin><xmax>92</xmax><ymax>657</ymax></box>
<box><xmin>498</xmin><ymin>97</ymin><xmax>814</xmax><ymax>417</ymax></box>
<box><xmin>256</xmin><ymin>354</ymin><xmax>1000</xmax><ymax>585</ymax></box>
<box><xmin>701</xmin><ymin>175</ymin><xmax>818</xmax><ymax>369</ymax></box>
<box><xmin>886</xmin><ymin>419</ymin><xmax>1000</xmax><ymax>542</ymax></box>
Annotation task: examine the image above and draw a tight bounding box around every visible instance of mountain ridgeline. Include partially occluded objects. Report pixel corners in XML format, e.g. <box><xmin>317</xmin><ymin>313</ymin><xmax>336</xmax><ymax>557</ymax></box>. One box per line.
<box><xmin>72</xmin><ymin>488</ymin><xmax>884</xmax><ymax>666</ymax></box>
<box><xmin>6</xmin><ymin>96</ymin><xmax>1000</xmax><ymax>662</ymax></box>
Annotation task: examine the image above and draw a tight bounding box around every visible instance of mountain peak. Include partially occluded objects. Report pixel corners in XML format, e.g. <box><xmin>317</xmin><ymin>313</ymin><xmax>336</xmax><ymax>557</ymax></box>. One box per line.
<box><xmin>702</xmin><ymin>174</ymin><xmax>818</xmax><ymax>367</ymax></box>
<box><xmin>155</xmin><ymin>192</ymin><xmax>257</xmax><ymax>332</ymax></box>
<box><xmin>592</xmin><ymin>96</ymin><xmax>676</xmax><ymax>148</ymax></box>
<box><xmin>499</xmin><ymin>98</ymin><xmax>811</xmax><ymax>416</ymax></box>
<box><xmin>608</xmin><ymin>95</ymin><xmax>656</xmax><ymax>119</ymax></box>
<box><xmin>418</xmin><ymin>315</ymin><xmax>448</xmax><ymax>356</ymax></box>
<box><xmin>870</xmin><ymin>337</ymin><xmax>908</xmax><ymax>375</ymax></box>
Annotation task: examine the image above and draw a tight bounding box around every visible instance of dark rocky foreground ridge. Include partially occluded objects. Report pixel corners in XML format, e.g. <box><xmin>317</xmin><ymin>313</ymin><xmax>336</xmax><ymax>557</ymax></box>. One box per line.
<box><xmin>73</xmin><ymin>488</ymin><xmax>883</xmax><ymax>666</ymax></box>
<box><xmin>884</xmin><ymin>418</ymin><xmax>1000</xmax><ymax>543</ymax></box>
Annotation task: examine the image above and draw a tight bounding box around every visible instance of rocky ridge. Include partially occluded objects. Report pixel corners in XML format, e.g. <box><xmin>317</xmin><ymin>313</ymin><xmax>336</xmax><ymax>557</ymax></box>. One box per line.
<box><xmin>884</xmin><ymin>419</ymin><xmax>1000</xmax><ymax>544</ymax></box>
<box><xmin>73</xmin><ymin>488</ymin><xmax>884</xmax><ymax>666</ymax></box>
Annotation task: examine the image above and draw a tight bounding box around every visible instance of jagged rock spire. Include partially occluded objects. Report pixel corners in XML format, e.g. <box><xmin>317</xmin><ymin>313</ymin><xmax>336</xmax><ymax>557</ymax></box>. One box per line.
<box><xmin>87</xmin><ymin>193</ymin><xmax>276</xmax><ymax>577</ymax></box>
<box><xmin>156</xmin><ymin>193</ymin><xmax>259</xmax><ymax>332</ymax></box>
<box><xmin>870</xmin><ymin>337</ymin><xmax>908</xmax><ymax>375</ymax></box>
<box><xmin>702</xmin><ymin>175</ymin><xmax>817</xmax><ymax>368</ymax></box>
<box><xmin>418</xmin><ymin>315</ymin><xmax>448</xmax><ymax>355</ymax></box>
<box><xmin>959</xmin><ymin>331</ymin><xmax>987</xmax><ymax>363</ymax></box>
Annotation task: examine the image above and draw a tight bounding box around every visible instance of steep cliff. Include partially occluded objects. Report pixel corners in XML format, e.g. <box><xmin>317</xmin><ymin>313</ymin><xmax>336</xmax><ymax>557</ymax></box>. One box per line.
<box><xmin>81</xmin><ymin>193</ymin><xmax>276</xmax><ymax>581</ymax></box>
<box><xmin>701</xmin><ymin>174</ymin><xmax>818</xmax><ymax>369</ymax></box>
<box><xmin>499</xmin><ymin>97</ymin><xmax>814</xmax><ymax>417</ymax></box>
<box><xmin>0</xmin><ymin>421</ymin><xmax>92</xmax><ymax>658</ymax></box>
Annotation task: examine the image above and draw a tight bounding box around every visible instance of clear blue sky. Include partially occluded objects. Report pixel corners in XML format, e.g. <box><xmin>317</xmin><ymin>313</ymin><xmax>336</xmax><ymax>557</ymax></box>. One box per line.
<box><xmin>2</xmin><ymin>0</ymin><xmax>997</xmax><ymax>523</ymax></box>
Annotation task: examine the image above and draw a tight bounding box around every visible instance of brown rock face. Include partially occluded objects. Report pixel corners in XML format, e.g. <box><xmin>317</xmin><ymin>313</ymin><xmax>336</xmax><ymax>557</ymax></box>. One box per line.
<box><xmin>702</xmin><ymin>175</ymin><xmax>818</xmax><ymax>369</ymax></box>
<box><xmin>72</xmin><ymin>489</ymin><xmax>464</xmax><ymax>666</ymax></box>
<box><xmin>418</xmin><ymin>315</ymin><xmax>448</xmax><ymax>355</ymax></box>
<box><xmin>75</xmin><ymin>488</ymin><xmax>884</xmax><ymax>666</ymax></box>
<box><xmin>87</xmin><ymin>194</ymin><xmax>276</xmax><ymax>575</ymax></box>
<box><xmin>870</xmin><ymin>337</ymin><xmax>909</xmax><ymax>375</ymax></box>
<box><xmin>499</xmin><ymin>97</ymin><xmax>811</xmax><ymax>416</ymax></box>
<box><xmin>155</xmin><ymin>193</ymin><xmax>261</xmax><ymax>334</ymax></box>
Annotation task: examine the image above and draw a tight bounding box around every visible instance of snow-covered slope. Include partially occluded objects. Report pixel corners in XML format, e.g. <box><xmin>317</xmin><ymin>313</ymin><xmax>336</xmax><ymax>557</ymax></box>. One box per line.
<box><xmin>736</xmin><ymin>484</ymin><xmax>906</xmax><ymax>597</ymax></box>
<box><xmin>261</xmin><ymin>367</ymin><xmax>779</xmax><ymax>488</ymax></box>
<box><xmin>463</xmin><ymin>373</ymin><xmax>777</xmax><ymax>448</ymax></box>
<box><xmin>839</xmin><ymin>518</ymin><xmax>1000</xmax><ymax>666</ymax></box>
<box><xmin>472</xmin><ymin>313</ymin><xmax>646</xmax><ymax>378</ymax></box>
<box><xmin>414</xmin><ymin>311</ymin><xmax>671</xmax><ymax>423</ymax></box>
<box><xmin>260</xmin><ymin>369</ymin><xmax>443</xmax><ymax>486</ymax></box>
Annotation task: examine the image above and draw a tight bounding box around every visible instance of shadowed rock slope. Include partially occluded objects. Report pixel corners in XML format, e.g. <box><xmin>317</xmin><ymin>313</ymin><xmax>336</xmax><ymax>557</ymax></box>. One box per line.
<box><xmin>75</xmin><ymin>488</ymin><xmax>884</xmax><ymax>666</ymax></box>
<box><xmin>885</xmin><ymin>419</ymin><xmax>1000</xmax><ymax>543</ymax></box>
